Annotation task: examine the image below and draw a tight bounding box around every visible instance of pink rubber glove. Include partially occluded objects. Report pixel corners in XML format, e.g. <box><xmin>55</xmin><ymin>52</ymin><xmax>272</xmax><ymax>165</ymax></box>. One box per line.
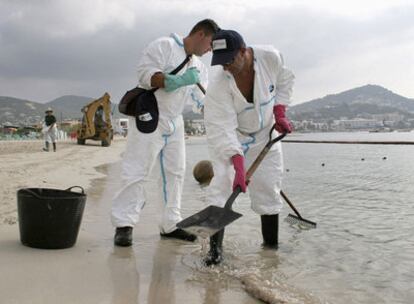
<box><xmin>231</xmin><ymin>154</ymin><xmax>247</xmax><ymax>193</ymax></box>
<box><xmin>273</xmin><ymin>104</ymin><xmax>292</xmax><ymax>133</ymax></box>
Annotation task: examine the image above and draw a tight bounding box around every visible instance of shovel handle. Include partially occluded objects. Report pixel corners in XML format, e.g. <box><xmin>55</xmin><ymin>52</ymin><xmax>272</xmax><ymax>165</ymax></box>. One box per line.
<box><xmin>224</xmin><ymin>129</ymin><xmax>286</xmax><ymax>210</ymax></box>
<box><xmin>246</xmin><ymin>147</ymin><xmax>271</xmax><ymax>180</ymax></box>
<box><xmin>224</xmin><ymin>186</ymin><xmax>242</xmax><ymax>209</ymax></box>
<box><xmin>246</xmin><ymin>130</ymin><xmax>286</xmax><ymax>181</ymax></box>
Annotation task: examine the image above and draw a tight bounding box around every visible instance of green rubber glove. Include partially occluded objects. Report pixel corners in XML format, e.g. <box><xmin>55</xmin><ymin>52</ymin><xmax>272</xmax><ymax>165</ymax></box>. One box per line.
<box><xmin>164</xmin><ymin>67</ymin><xmax>200</xmax><ymax>92</ymax></box>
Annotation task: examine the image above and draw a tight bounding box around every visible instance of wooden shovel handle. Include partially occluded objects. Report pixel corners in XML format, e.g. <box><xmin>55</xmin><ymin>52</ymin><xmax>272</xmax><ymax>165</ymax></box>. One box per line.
<box><xmin>246</xmin><ymin>147</ymin><xmax>271</xmax><ymax>180</ymax></box>
<box><xmin>224</xmin><ymin>130</ymin><xmax>286</xmax><ymax>210</ymax></box>
<box><xmin>246</xmin><ymin>131</ymin><xmax>286</xmax><ymax>181</ymax></box>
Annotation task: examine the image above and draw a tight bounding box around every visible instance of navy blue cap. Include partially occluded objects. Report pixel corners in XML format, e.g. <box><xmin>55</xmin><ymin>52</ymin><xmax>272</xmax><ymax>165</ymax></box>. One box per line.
<box><xmin>134</xmin><ymin>90</ymin><xmax>159</xmax><ymax>133</ymax></box>
<box><xmin>211</xmin><ymin>30</ymin><xmax>245</xmax><ymax>66</ymax></box>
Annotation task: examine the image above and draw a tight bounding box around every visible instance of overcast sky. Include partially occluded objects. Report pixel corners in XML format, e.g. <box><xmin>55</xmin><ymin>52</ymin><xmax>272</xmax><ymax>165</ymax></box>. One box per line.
<box><xmin>1</xmin><ymin>0</ymin><xmax>413</xmax><ymax>104</ymax></box>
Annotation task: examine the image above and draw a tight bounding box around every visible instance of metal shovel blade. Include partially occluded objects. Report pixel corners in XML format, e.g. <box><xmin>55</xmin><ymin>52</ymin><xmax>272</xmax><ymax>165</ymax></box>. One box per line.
<box><xmin>177</xmin><ymin>130</ymin><xmax>286</xmax><ymax>239</ymax></box>
<box><xmin>177</xmin><ymin>205</ymin><xmax>242</xmax><ymax>238</ymax></box>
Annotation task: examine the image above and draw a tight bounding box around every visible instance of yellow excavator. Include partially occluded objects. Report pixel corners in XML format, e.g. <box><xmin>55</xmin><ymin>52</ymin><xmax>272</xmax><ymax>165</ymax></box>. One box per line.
<box><xmin>77</xmin><ymin>92</ymin><xmax>114</xmax><ymax>147</ymax></box>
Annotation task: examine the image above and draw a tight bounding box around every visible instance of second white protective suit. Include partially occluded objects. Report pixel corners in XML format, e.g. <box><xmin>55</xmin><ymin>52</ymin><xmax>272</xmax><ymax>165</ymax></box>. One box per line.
<box><xmin>204</xmin><ymin>45</ymin><xmax>294</xmax><ymax>214</ymax></box>
<box><xmin>111</xmin><ymin>33</ymin><xmax>207</xmax><ymax>233</ymax></box>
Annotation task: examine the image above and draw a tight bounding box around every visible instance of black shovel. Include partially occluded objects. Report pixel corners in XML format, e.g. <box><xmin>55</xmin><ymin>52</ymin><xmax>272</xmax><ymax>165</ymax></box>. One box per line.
<box><xmin>177</xmin><ymin>126</ymin><xmax>286</xmax><ymax>238</ymax></box>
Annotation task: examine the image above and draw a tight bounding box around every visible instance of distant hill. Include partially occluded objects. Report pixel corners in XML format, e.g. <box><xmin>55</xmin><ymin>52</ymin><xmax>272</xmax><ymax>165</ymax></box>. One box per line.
<box><xmin>2</xmin><ymin>84</ymin><xmax>414</xmax><ymax>126</ymax></box>
<box><xmin>0</xmin><ymin>96</ymin><xmax>48</xmax><ymax>126</ymax></box>
<box><xmin>0</xmin><ymin>94</ymin><xmax>123</xmax><ymax>126</ymax></box>
<box><xmin>289</xmin><ymin>84</ymin><xmax>414</xmax><ymax>121</ymax></box>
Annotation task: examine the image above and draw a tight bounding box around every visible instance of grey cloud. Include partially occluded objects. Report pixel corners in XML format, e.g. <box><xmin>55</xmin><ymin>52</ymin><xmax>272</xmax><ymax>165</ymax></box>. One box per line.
<box><xmin>238</xmin><ymin>5</ymin><xmax>414</xmax><ymax>68</ymax></box>
<box><xmin>0</xmin><ymin>1</ymin><xmax>413</xmax><ymax>103</ymax></box>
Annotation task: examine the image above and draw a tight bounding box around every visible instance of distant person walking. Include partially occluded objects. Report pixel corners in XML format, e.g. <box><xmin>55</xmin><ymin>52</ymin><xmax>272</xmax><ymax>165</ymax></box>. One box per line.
<box><xmin>42</xmin><ymin>108</ymin><xmax>57</xmax><ymax>152</ymax></box>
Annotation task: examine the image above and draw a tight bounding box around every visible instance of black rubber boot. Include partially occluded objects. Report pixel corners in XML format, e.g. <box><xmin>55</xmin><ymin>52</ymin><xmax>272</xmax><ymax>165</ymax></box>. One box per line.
<box><xmin>43</xmin><ymin>142</ymin><xmax>49</xmax><ymax>152</ymax></box>
<box><xmin>114</xmin><ymin>227</ymin><xmax>133</xmax><ymax>247</ymax></box>
<box><xmin>261</xmin><ymin>214</ymin><xmax>279</xmax><ymax>248</ymax></box>
<box><xmin>52</xmin><ymin>143</ymin><xmax>56</xmax><ymax>152</ymax></box>
<box><xmin>160</xmin><ymin>228</ymin><xmax>197</xmax><ymax>242</ymax></box>
<box><xmin>204</xmin><ymin>229</ymin><xmax>224</xmax><ymax>266</ymax></box>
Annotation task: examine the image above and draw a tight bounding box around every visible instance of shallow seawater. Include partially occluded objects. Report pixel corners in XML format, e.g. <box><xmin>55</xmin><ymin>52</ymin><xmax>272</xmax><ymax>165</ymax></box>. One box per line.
<box><xmin>182</xmin><ymin>133</ymin><xmax>414</xmax><ymax>304</ymax></box>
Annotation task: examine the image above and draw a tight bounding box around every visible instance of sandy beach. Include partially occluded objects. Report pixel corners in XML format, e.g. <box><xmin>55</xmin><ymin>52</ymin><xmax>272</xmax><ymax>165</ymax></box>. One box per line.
<box><xmin>0</xmin><ymin>138</ymin><xmax>278</xmax><ymax>304</ymax></box>
<box><xmin>0</xmin><ymin>138</ymin><xmax>127</xmax><ymax>226</ymax></box>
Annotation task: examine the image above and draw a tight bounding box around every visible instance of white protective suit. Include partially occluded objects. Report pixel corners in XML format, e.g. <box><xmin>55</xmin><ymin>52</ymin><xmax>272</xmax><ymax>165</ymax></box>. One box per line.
<box><xmin>42</xmin><ymin>122</ymin><xmax>57</xmax><ymax>143</ymax></box>
<box><xmin>111</xmin><ymin>33</ymin><xmax>207</xmax><ymax>233</ymax></box>
<box><xmin>204</xmin><ymin>46</ymin><xmax>294</xmax><ymax>215</ymax></box>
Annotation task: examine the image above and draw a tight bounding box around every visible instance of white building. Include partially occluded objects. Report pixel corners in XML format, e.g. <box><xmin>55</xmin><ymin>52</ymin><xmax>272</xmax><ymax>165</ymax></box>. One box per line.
<box><xmin>333</xmin><ymin>118</ymin><xmax>382</xmax><ymax>129</ymax></box>
<box><xmin>113</xmin><ymin>118</ymin><xmax>129</xmax><ymax>136</ymax></box>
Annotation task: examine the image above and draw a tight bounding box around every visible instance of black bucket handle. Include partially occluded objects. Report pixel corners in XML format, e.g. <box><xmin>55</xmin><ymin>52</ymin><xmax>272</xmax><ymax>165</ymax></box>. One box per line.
<box><xmin>65</xmin><ymin>186</ymin><xmax>85</xmax><ymax>195</ymax></box>
<box><xmin>20</xmin><ymin>189</ymin><xmax>42</xmax><ymax>199</ymax></box>
<box><xmin>20</xmin><ymin>186</ymin><xmax>85</xmax><ymax>199</ymax></box>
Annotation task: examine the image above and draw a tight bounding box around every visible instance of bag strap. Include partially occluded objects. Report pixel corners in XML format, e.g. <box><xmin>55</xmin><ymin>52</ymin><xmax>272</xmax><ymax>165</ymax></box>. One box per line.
<box><xmin>170</xmin><ymin>54</ymin><xmax>192</xmax><ymax>75</ymax></box>
<box><xmin>151</xmin><ymin>54</ymin><xmax>192</xmax><ymax>92</ymax></box>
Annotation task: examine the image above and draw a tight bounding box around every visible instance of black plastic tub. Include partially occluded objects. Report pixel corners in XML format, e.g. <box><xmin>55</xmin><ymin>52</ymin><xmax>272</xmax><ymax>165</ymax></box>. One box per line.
<box><xmin>17</xmin><ymin>186</ymin><xmax>86</xmax><ymax>249</ymax></box>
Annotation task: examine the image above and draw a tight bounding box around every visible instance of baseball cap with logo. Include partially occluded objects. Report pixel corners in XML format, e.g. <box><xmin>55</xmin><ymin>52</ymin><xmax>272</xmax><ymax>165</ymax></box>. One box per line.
<box><xmin>135</xmin><ymin>90</ymin><xmax>159</xmax><ymax>133</ymax></box>
<box><xmin>211</xmin><ymin>29</ymin><xmax>246</xmax><ymax>66</ymax></box>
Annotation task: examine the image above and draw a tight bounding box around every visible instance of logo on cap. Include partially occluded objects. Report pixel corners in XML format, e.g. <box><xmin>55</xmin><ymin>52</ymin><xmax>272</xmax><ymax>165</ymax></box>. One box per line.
<box><xmin>212</xmin><ymin>39</ymin><xmax>227</xmax><ymax>51</ymax></box>
<box><xmin>138</xmin><ymin>113</ymin><xmax>153</xmax><ymax>122</ymax></box>
<box><xmin>211</xmin><ymin>29</ymin><xmax>245</xmax><ymax>66</ymax></box>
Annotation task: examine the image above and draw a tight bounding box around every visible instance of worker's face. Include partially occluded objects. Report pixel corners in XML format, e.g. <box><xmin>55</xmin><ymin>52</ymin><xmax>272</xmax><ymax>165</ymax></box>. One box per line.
<box><xmin>222</xmin><ymin>49</ymin><xmax>245</xmax><ymax>75</ymax></box>
<box><xmin>193</xmin><ymin>31</ymin><xmax>213</xmax><ymax>56</ymax></box>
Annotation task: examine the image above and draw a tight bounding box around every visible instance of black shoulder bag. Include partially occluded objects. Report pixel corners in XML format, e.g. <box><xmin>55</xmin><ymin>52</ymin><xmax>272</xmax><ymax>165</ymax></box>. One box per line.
<box><xmin>118</xmin><ymin>55</ymin><xmax>191</xmax><ymax>116</ymax></box>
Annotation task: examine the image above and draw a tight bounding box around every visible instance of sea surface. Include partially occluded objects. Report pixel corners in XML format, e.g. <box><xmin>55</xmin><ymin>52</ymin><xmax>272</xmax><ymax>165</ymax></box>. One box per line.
<box><xmin>182</xmin><ymin>131</ymin><xmax>414</xmax><ymax>304</ymax></box>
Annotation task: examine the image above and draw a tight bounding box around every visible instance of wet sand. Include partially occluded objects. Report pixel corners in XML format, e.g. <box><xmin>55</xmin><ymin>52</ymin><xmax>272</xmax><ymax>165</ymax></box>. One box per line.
<box><xmin>0</xmin><ymin>138</ymin><xmax>263</xmax><ymax>304</ymax></box>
